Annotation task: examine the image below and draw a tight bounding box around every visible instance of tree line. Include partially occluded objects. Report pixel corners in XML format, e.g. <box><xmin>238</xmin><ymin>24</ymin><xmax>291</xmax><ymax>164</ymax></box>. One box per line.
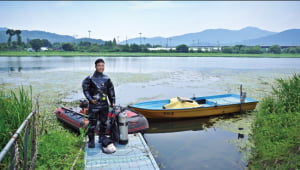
<box><xmin>1</xmin><ymin>29</ymin><xmax>300</xmax><ymax>54</ymax></box>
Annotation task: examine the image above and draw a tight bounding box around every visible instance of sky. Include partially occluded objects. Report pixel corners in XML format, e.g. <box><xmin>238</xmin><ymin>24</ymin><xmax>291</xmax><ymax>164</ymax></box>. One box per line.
<box><xmin>1</xmin><ymin>1</ymin><xmax>300</xmax><ymax>41</ymax></box>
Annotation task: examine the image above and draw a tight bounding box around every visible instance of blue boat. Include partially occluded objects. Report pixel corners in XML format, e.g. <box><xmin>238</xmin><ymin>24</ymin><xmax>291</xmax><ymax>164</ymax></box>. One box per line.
<box><xmin>128</xmin><ymin>94</ymin><xmax>259</xmax><ymax>119</ymax></box>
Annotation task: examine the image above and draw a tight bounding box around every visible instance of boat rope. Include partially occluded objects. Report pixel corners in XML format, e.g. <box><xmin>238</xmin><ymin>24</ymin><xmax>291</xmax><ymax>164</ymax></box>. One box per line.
<box><xmin>70</xmin><ymin>137</ymin><xmax>87</xmax><ymax>170</ymax></box>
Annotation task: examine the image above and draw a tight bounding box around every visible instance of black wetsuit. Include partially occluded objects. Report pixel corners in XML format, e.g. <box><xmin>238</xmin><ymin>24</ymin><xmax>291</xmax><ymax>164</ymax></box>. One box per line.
<box><xmin>82</xmin><ymin>71</ymin><xmax>115</xmax><ymax>146</ymax></box>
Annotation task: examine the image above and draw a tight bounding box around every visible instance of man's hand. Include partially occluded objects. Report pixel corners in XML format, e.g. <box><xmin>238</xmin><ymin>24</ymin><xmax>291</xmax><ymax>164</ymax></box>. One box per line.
<box><xmin>91</xmin><ymin>100</ymin><xmax>97</xmax><ymax>104</ymax></box>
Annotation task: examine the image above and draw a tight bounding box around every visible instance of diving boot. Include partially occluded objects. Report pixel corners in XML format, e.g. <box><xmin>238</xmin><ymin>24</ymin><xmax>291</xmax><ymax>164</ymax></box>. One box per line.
<box><xmin>88</xmin><ymin>134</ymin><xmax>95</xmax><ymax>148</ymax></box>
<box><xmin>98</xmin><ymin>130</ymin><xmax>105</xmax><ymax>143</ymax></box>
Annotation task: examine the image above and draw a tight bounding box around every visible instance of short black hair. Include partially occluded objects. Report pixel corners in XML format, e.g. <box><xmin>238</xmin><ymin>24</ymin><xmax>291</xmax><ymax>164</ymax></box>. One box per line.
<box><xmin>95</xmin><ymin>58</ymin><xmax>105</xmax><ymax>65</ymax></box>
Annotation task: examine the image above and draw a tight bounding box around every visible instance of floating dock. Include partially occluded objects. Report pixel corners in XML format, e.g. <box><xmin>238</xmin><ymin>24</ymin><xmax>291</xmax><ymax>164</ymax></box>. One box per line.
<box><xmin>85</xmin><ymin>133</ymin><xmax>160</xmax><ymax>170</ymax></box>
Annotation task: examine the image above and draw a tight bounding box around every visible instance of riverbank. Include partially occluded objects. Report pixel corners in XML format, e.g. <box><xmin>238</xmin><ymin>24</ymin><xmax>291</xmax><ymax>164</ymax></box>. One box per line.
<box><xmin>1</xmin><ymin>51</ymin><xmax>300</xmax><ymax>57</ymax></box>
<box><xmin>249</xmin><ymin>74</ymin><xmax>300</xmax><ymax>169</ymax></box>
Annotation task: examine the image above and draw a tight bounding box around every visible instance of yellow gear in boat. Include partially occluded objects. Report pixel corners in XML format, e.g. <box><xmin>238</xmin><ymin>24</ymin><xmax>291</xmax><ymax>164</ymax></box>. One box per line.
<box><xmin>163</xmin><ymin>97</ymin><xmax>201</xmax><ymax>109</ymax></box>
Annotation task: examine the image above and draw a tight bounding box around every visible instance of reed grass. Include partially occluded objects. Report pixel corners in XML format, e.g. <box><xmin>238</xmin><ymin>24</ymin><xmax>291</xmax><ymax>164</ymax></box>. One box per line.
<box><xmin>0</xmin><ymin>86</ymin><xmax>33</xmax><ymax>169</ymax></box>
<box><xmin>0</xmin><ymin>86</ymin><xmax>33</xmax><ymax>149</ymax></box>
<box><xmin>249</xmin><ymin>74</ymin><xmax>300</xmax><ymax>169</ymax></box>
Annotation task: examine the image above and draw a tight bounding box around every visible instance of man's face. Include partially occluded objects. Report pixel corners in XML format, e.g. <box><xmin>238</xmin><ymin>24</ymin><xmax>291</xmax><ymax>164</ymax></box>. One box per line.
<box><xmin>95</xmin><ymin>62</ymin><xmax>105</xmax><ymax>73</ymax></box>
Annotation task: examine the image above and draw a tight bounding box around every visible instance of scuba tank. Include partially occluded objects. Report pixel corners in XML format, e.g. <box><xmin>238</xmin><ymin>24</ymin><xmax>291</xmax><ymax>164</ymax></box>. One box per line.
<box><xmin>118</xmin><ymin>111</ymin><xmax>128</xmax><ymax>145</ymax></box>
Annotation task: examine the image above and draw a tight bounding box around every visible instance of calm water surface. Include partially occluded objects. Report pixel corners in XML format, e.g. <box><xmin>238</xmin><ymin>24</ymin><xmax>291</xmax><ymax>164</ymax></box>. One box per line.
<box><xmin>1</xmin><ymin>56</ymin><xmax>300</xmax><ymax>169</ymax></box>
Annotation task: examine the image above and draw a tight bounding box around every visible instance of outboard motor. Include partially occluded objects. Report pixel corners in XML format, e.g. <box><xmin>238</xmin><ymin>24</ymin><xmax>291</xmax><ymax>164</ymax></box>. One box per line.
<box><xmin>118</xmin><ymin>111</ymin><xmax>128</xmax><ymax>145</ymax></box>
<box><xmin>79</xmin><ymin>99</ymin><xmax>89</xmax><ymax>115</ymax></box>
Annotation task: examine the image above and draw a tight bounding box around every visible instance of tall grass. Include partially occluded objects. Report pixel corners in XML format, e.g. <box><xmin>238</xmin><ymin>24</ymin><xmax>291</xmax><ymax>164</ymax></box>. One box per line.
<box><xmin>249</xmin><ymin>74</ymin><xmax>300</xmax><ymax>169</ymax></box>
<box><xmin>0</xmin><ymin>86</ymin><xmax>33</xmax><ymax>169</ymax></box>
<box><xmin>0</xmin><ymin>86</ymin><xmax>33</xmax><ymax>149</ymax></box>
<box><xmin>36</xmin><ymin>130</ymin><xmax>84</xmax><ymax>170</ymax></box>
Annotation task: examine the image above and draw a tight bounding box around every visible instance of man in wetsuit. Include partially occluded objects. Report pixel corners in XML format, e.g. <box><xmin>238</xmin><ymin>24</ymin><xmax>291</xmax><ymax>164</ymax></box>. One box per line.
<box><xmin>82</xmin><ymin>58</ymin><xmax>116</xmax><ymax>148</ymax></box>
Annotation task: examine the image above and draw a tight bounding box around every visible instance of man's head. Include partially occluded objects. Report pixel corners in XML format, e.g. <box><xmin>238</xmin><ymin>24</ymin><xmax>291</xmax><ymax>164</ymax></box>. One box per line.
<box><xmin>95</xmin><ymin>58</ymin><xmax>105</xmax><ymax>73</ymax></box>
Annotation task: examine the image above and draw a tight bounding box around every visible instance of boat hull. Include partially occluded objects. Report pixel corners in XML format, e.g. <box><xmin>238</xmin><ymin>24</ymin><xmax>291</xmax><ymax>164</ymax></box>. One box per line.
<box><xmin>55</xmin><ymin>107</ymin><xmax>149</xmax><ymax>133</ymax></box>
<box><xmin>128</xmin><ymin>94</ymin><xmax>258</xmax><ymax>119</ymax></box>
<box><xmin>130</xmin><ymin>102</ymin><xmax>257</xmax><ymax>119</ymax></box>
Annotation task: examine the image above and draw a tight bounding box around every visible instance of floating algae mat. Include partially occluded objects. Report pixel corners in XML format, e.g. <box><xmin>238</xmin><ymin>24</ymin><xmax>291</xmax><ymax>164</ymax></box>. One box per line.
<box><xmin>210</xmin><ymin>114</ymin><xmax>255</xmax><ymax>135</ymax></box>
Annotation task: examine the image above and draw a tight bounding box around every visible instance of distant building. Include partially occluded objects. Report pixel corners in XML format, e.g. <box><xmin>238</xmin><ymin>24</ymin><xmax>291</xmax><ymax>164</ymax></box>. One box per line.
<box><xmin>148</xmin><ymin>47</ymin><xmax>176</xmax><ymax>51</ymax></box>
<box><xmin>27</xmin><ymin>48</ymin><xmax>34</xmax><ymax>52</ymax></box>
<box><xmin>27</xmin><ymin>47</ymin><xmax>49</xmax><ymax>52</ymax></box>
<box><xmin>40</xmin><ymin>47</ymin><xmax>48</xmax><ymax>51</ymax></box>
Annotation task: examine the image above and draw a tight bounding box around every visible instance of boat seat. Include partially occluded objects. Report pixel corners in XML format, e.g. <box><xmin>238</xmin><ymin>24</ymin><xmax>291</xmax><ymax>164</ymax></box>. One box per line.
<box><xmin>163</xmin><ymin>97</ymin><xmax>201</xmax><ymax>109</ymax></box>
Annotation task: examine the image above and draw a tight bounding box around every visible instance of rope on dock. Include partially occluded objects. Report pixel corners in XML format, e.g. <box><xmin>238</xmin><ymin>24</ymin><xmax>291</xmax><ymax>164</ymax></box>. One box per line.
<box><xmin>70</xmin><ymin>137</ymin><xmax>87</xmax><ymax>170</ymax></box>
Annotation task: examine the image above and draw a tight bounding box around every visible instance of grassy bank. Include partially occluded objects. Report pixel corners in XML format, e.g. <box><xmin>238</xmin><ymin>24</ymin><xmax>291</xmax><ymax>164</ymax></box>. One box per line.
<box><xmin>249</xmin><ymin>74</ymin><xmax>300</xmax><ymax>169</ymax></box>
<box><xmin>1</xmin><ymin>51</ymin><xmax>300</xmax><ymax>57</ymax></box>
<box><xmin>0</xmin><ymin>86</ymin><xmax>85</xmax><ymax>169</ymax></box>
<box><xmin>36</xmin><ymin>130</ymin><xmax>85</xmax><ymax>170</ymax></box>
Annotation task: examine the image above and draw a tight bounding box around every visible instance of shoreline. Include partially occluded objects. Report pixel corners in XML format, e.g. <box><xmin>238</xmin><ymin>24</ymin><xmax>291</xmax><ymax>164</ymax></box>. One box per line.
<box><xmin>1</xmin><ymin>51</ymin><xmax>300</xmax><ymax>58</ymax></box>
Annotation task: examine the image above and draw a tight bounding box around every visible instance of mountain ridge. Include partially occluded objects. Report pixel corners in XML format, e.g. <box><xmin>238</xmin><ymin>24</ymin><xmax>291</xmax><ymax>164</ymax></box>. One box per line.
<box><xmin>0</xmin><ymin>27</ymin><xmax>104</xmax><ymax>44</ymax></box>
<box><xmin>0</xmin><ymin>26</ymin><xmax>299</xmax><ymax>46</ymax></box>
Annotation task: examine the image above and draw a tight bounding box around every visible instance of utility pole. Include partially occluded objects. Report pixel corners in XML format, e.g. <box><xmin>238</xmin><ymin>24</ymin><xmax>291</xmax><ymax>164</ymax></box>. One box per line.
<box><xmin>166</xmin><ymin>38</ymin><xmax>168</xmax><ymax>48</ymax></box>
<box><xmin>139</xmin><ymin>32</ymin><xmax>142</xmax><ymax>45</ymax></box>
<box><xmin>88</xmin><ymin>30</ymin><xmax>91</xmax><ymax>39</ymax></box>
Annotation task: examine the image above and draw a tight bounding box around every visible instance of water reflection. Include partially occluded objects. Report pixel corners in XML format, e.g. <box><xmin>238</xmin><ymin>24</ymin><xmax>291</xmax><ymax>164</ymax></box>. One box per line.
<box><xmin>1</xmin><ymin>56</ymin><xmax>300</xmax><ymax>73</ymax></box>
<box><xmin>146</xmin><ymin>117</ymin><xmax>214</xmax><ymax>133</ymax></box>
<box><xmin>142</xmin><ymin>114</ymin><xmax>251</xmax><ymax>169</ymax></box>
<box><xmin>1</xmin><ymin>67</ymin><xmax>45</xmax><ymax>72</ymax></box>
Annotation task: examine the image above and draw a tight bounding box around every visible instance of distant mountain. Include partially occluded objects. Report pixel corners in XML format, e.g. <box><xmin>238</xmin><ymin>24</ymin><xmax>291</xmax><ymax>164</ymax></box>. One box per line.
<box><xmin>240</xmin><ymin>29</ymin><xmax>300</xmax><ymax>46</ymax></box>
<box><xmin>0</xmin><ymin>27</ymin><xmax>7</xmax><ymax>31</ymax></box>
<box><xmin>0</xmin><ymin>27</ymin><xmax>104</xmax><ymax>44</ymax></box>
<box><xmin>120</xmin><ymin>27</ymin><xmax>277</xmax><ymax>46</ymax></box>
<box><xmin>1</xmin><ymin>26</ymin><xmax>299</xmax><ymax>46</ymax></box>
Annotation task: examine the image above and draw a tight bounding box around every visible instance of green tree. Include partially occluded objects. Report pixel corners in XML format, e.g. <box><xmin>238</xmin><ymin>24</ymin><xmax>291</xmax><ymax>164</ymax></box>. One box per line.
<box><xmin>285</xmin><ymin>47</ymin><xmax>297</xmax><ymax>54</ymax></box>
<box><xmin>145</xmin><ymin>43</ymin><xmax>152</xmax><ymax>48</ymax></box>
<box><xmin>233</xmin><ymin>44</ymin><xmax>246</xmax><ymax>53</ymax></box>
<box><xmin>221</xmin><ymin>46</ymin><xmax>233</xmax><ymax>53</ymax></box>
<box><xmin>41</xmin><ymin>39</ymin><xmax>52</xmax><ymax>48</ymax></box>
<box><xmin>296</xmin><ymin>46</ymin><xmax>300</xmax><ymax>53</ymax></box>
<box><xmin>79</xmin><ymin>41</ymin><xmax>91</xmax><ymax>47</ymax></box>
<box><xmin>243</xmin><ymin>46</ymin><xmax>263</xmax><ymax>54</ymax></box>
<box><xmin>269</xmin><ymin>45</ymin><xmax>281</xmax><ymax>54</ymax></box>
<box><xmin>129</xmin><ymin>44</ymin><xmax>141</xmax><ymax>52</ymax></box>
<box><xmin>0</xmin><ymin>43</ymin><xmax>8</xmax><ymax>51</ymax></box>
<box><xmin>104</xmin><ymin>41</ymin><xmax>113</xmax><ymax>47</ymax></box>
<box><xmin>14</xmin><ymin>30</ymin><xmax>22</xmax><ymax>46</ymax></box>
<box><xmin>176</xmin><ymin>44</ymin><xmax>189</xmax><ymax>53</ymax></box>
<box><xmin>29</xmin><ymin>39</ymin><xmax>43</xmax><ymax>51</ymax></box>
<box><xmin>6</xmin><ymin>29</ymin><xmax>15</xmax><ymax>46</ymax></box>
<box><xmin>87</xmin><ymin>44</ymin><xmax>102</xmax><ymax>52</ymax></box>
<box><xmin>120</xmin><ymin>44</ymin><xmax>130</xmax><ymax>52</ymax></box>
<box><xmin>62</xmin><ymin>43</ymin><xmax>75</xmax><ymax>51</ymax></box>
<box><xmin>113</xmin><ymin>38</ymin><xmax>117</xmax><ymax>46</ymax></box>
<box><xmin>52</xmin><ymin>42</ymin><xmax>62</xmax><ymax>50</ymax></box>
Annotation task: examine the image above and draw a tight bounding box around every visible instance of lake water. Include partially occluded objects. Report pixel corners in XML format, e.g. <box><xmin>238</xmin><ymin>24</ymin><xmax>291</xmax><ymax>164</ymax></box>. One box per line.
<box><xmin>1</xmin><ymin>56</ymin><xmax>300</xmax><ymax>169</ymax></box>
